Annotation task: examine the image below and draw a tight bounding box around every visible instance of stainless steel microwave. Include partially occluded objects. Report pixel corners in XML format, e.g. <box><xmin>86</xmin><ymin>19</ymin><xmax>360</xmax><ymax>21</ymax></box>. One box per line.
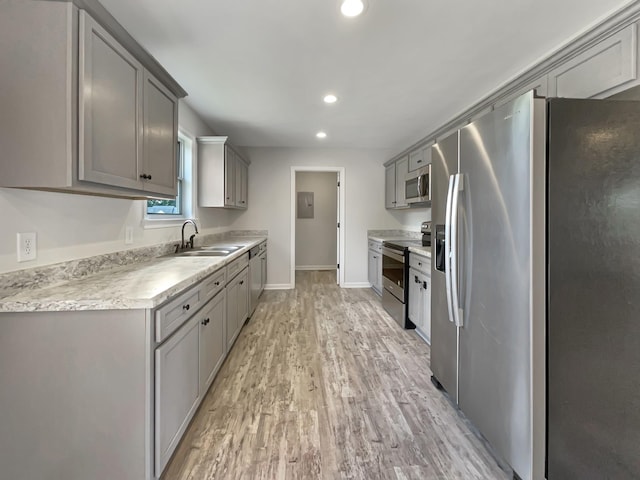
<box><xmin>405</xmin><ymin>164</ymin><xmax>431</xmax><ymax>204</ymax></box>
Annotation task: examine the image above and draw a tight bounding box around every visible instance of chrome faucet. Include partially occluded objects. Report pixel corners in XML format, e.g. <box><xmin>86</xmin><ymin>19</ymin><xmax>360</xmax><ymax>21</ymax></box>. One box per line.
<box><xmin>181</xmin><ymin>220</ymin><xmax>199</xmax><ymax>250</ymax></box>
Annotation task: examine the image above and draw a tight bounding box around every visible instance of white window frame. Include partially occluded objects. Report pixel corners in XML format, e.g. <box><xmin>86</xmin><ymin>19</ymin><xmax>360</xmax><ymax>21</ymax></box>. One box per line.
<box><xmin>142</xmin><ymin>129</ymin><xmax>196</xmax><ymax>229</ymax></box>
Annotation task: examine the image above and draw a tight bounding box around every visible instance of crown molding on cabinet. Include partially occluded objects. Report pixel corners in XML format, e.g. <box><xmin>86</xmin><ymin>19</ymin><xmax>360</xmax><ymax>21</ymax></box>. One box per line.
<box><xmin>64</xmin><ymin>0</ymin><xmax>188</xmax><ymax>98</ymax></box>
<box><xmin>384</xmin><ymin>0</ymin><xmax>640</xmax><ymax>167</ymax></box>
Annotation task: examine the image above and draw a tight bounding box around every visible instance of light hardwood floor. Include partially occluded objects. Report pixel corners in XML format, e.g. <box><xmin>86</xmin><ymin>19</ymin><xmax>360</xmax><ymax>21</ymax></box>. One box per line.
<box><xmin>162</xmin><ymin>270</ymin><xmax>510</xmax><ymax>480</ymax></box>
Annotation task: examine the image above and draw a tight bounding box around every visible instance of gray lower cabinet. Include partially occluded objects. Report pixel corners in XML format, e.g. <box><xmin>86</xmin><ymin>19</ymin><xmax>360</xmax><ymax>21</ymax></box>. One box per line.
<box><xmin>226</xmin><ymin>267</ymin><xmax>249</xmax><ymax>350</ymax></box>
<box><xmin>368</xmin><ymin>249</ymin><xmax>382</xmax><ymax>295</ymax></box>
<box><xmin>0</xmin><ymin>2</ymin><xmax>183</xmax><ymax>199</ymax></box>
<box><xmin>368</xmin><ymin>240</ymin><xmax>383</xmax><ymax>295</ymax></box>
<box><xmin>408</xmin><ymin>254</ymin><xmax>431</xmax><ymax>342</ymax></box>
<box><xmin>260</xmin><ymin>246</ymin><xmax>267</xmax><ymax>294</ymax></box>
<box><xmin>155</xmin><ymin>315</ymin><xmax>200</xmax><ymax>476</ymax></box>
<box><xmin>199</xmin><ymin>290</ymin><xmax>226</xmax><ymax>395</ymax></box>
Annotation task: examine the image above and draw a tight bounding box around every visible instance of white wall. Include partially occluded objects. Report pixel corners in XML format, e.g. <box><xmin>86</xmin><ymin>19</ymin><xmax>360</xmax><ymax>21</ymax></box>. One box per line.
<box><xmin>295</xmin><ymin>172</ymin><xmax>337</xmax><ymax>269</ymax></box>
<box><xmin>232</xmin><ymin>147</ymin><xmax>430</xmax><ymax>287</ymax></box>
<box><xmin>0</xmin><ymin>101</ymin><xmax>238</xmax><ymax>274</ymax></box>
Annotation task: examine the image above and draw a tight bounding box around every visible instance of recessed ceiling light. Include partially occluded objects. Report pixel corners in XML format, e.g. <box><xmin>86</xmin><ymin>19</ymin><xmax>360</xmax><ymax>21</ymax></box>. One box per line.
<box><xmin>323</xmin><ymin>94</ymin><xmax>338</xmax><ymax>104</ymax></box>
<box><xmin>316</xmin><ymin>131</ymin><xmax>327</xmax><ymax>139</ymax></box>
<box><xmin>341</xmin><ymin>0</ymin><xmax>364</xmax><ymax>17</ymax></box>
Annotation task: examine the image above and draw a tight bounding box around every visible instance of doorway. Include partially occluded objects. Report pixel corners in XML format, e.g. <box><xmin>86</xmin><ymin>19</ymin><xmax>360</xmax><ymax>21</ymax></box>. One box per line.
<box><xmin>290</xmin><ymin>166</ymin><xmax>345</xmax><ymax>288</ymax></box>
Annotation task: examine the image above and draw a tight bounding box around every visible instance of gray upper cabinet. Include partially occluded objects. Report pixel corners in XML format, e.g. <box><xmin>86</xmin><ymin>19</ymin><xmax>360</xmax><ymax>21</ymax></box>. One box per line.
<box><xmin>395</xmin><ymin>155</ymin><xmax>409</xmax><ymax>208</ymax></box>
<box><xmin>143</xmin><ymin>72</ymin><xmax>178</xmax><ymax>196</ymax></box>
<box><xmin>79</xmin><ymin>12</ymin><xmax>143</xmax><ymax>191</ymax></box>
<box><xmin>0</xmin><ymin>2</ymin><xmax>185</xmax><ymax>199</ymax></box>
<box><xmin>198</xmin><ymin>136</ymin><xmax>250</xmax><ymax>209</ymax></box>
<box><xmin>548</xmin><ymin>23</ymin><xmax>639</xmax><ymax>99</ymax></box>
<box><xmin>384</xmin><ymin>155</ymin><xmax>411</xmax><ymax>209</ymax></box>
<box><xmin>408</xmin><ymin>144</ymin><xmax>432</xmax><ymax>171</ymax></box>
<box><xmin>224</xmin><ymin>146</ymin><xmax>236</xmax><ymax>206</ymax></box>
<box><xmin>235</xmin><ymin>161</ymin><xmax>248</xmax><ymax>208</ymax></box>
<box><xmin>385</xmin><ymin>164</ymin><xmax>396</xmax><ymax>208</ymax></box>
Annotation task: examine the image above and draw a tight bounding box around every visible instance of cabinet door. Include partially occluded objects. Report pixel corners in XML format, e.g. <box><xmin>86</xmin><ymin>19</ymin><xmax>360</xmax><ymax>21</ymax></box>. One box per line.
<box><xmin>375</xmin><ymin>253</ymin><xmax>383</xmax><ymax>294</ymax></box>
<box><xmin>199</xmin><ymin>290</ymin><xmax>226</xmax><ymax>394</ymax></box>
<box><xmin>408</xmin><ymin>267</ymin><xmax>423</xmax><ymax>328</ymax></box>
<box><xmin>155</xmin><ymin>315</ymin><xmax>200</xmax><ymax>476</ymax></box>
<box><xmin>79</xmin><ymin>12</ymin><xmax>143</xmax><ymax>190</ymax></box>
<box><xmin>237</xmin><ymin>268</ymin><xmax>249</xmax><ymax>326</ymax></box>
<box><xmin>421</xmin><ymin>272</ymin><xmax>431</xmax><ymax>343</ymax></box>
<box><xmin>395</xmin><ymin>156</ymin><xmax>409</xmax><ymax>208</ymax></box>
<box><xmin>408</xmin><ymin>149</ymin><xmax>423</xmax><ymax>172</ymax></box>
<box><xmin>226</xmin><ymin>279</ymin><xmax>238</xmax><ymax>350</ymax></box>
<box><xmin>235</xmin><ymin>161</ymin><xmax>248</xmax><ymax>208</ymax></box>
<box><xmin>143</xmin><ymin>71</ymin><xmax>178</xmax><ymax>196</ymax></box>
<box><xmin>224</xmin><ymin>147</ymin><xmax>236</xmax><ymax>206</ymax></box>
<box><xmin>385</xmin><ymin>164</ymin><xmax>396</xmax><ymax>208</ymax></box>
<box><xmin>368</xmin><ymin>250</ymin><xmax>377</xmax><ymax>287</ymax></box>
<box><xmin>260</xmin><ymin>252</ymin><xmax>267</xmax><ymax>293</ymax></box>
<box><xmin>548</xmin><ymin>23</ymin><xmax>638</xmax><ymax>99</ymax></box>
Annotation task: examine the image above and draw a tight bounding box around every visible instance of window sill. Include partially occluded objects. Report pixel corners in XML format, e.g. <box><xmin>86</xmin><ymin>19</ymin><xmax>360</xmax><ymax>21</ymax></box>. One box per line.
<box><xmin>142</xmin><ymin>216</ymin><xmax>197</xmax><ymax>230</ymax></box>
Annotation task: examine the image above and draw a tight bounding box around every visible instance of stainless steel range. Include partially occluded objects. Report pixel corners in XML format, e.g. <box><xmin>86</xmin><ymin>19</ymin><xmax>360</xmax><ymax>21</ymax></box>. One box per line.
<box><xmin>381</xmin><ymin>239</ymin><xmax>422</xmax><ymax>329</ymax></box>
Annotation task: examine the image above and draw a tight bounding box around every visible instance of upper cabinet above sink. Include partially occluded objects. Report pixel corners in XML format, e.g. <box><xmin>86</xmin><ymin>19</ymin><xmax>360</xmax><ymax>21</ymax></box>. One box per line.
<box><xmin>0</xmin><ymin>1</ymin><xmax>186</xmax><ymax>199</ymax></box>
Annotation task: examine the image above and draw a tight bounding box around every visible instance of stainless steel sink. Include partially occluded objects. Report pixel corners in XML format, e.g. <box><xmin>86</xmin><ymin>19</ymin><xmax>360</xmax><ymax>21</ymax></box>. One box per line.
<box><xmin>200</xmin><ymin>245</ymin><xmax>243</xmax><ymax>251</ymax></box>
<box><xmin>169</xmin><ymin>245</ymin><xmax>244</xmax><ymax>257</ymax></box>
<box><xmin>173</xmin><ymin>250</ymin><xmax>231</xmax><ymax>257</ymax></box>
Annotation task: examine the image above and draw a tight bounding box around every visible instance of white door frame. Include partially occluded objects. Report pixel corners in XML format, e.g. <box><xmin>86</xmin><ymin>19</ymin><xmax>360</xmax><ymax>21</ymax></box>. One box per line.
<box><xmin>290</xmin><ymin>166</ymin><xmax>346</xmax><ymax>288</ymax></box>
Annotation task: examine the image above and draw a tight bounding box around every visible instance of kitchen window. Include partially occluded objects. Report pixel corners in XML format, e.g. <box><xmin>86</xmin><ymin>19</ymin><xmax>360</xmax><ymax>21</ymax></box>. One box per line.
<box><xmin>144</xmin><ymin>131</ymin><xmax>194</xmax><ymax>227</ymax></box>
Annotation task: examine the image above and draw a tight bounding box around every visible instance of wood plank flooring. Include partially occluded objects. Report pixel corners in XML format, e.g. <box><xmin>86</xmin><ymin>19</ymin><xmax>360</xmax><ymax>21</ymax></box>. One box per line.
<box><xmin>162</xmin><ymin>271</ymin><xmax>510</xmax><ymax>480</ymax></box>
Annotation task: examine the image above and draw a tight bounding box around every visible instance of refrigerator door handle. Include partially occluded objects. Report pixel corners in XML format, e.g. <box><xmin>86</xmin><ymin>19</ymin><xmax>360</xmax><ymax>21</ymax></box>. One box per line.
<box><xmin>450</xmin><ymin>174</ymin><xmax>464</xmax><ymax>327</ymax></box>
<box><xmin>444</xmin><ymin>175</ymin><xmax>456</xmax><ymax>324</ymax></box>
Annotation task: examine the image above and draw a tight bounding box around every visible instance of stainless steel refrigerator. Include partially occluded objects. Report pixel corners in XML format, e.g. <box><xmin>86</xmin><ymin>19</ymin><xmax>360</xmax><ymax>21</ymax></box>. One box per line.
<box><xmin>546</xmin><ymin>98</ymin><xmax>640</xmax><ymax>479</ymax></box>
<box><xmin>431</xmin><ymin>91</ymin><xmax>640</xmax><ymax>480</ymax></box>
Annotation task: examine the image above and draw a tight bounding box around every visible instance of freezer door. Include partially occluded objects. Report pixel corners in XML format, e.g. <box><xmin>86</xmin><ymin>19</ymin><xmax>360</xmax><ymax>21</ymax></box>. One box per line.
<box><xmin>547</xmin><ymin>98</ymin><xmax>640</xmax><ymax>479</ymax></box>
<box><xmin>430</xmin><ymin>131</ymin><xmax>459</xmax><ymax>403</ymax></box>
<box><xmin>458</xmin><ymin>92</ymin><xmax>538</xmax><ymax>479</ymax></box>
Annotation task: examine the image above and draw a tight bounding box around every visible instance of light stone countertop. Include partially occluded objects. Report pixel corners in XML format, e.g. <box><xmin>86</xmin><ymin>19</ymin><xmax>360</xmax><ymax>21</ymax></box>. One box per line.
<box><xmin>408</xmin><ymin>246</ymin><xmax>432</xmax><ymax>258</ymax></box>
<box><xmin>368</xmin><ymin>235</ymin><xmax>418</xmax><ymax>243</ymax></box>
<box><xmin>0</xmin><ymin>237</ymin><xmax>266</xmax><ymax>313</ymax></box>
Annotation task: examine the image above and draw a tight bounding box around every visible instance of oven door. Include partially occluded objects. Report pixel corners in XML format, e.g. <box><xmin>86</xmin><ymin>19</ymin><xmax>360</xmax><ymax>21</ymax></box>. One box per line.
<box><xmin>382</xmin><ymin>246</ymin><xmax>405</xmax><ymax>301</ymax></box>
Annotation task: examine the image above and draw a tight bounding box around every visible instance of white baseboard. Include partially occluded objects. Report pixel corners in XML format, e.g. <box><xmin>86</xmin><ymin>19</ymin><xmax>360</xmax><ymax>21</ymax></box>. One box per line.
<box><xmin>341</xmin><ymin>282</ymin><xmax>372</xmax><ymax>288</ymax></box>
<box><xmin>295</xmin><ymin>265</ymin><xmax>337</xmax><ymax>271</ymax></box>
<box><xmin>264</xmin><ymin>284</ymin><xmax>294</xmax><ymax>290</ymax></box>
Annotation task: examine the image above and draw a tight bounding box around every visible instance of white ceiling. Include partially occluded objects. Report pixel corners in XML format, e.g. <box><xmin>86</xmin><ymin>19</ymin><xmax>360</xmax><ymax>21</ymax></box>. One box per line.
<box><xmin>100</xmin><ymin>0</ymin><xmax>633</xmax><ymax>151</ymax></box>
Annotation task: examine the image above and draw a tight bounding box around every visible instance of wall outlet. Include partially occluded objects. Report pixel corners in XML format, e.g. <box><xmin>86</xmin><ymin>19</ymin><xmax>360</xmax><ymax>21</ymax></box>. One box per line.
<box><xmin>125</xmin><ymin>226</ymin><xmax>134</xmax><ymax>245</ymax></box>
<box><xmin>17</xmin><ymin>232</ymin><xmax>37</xmax><ymax>262</ymax></box>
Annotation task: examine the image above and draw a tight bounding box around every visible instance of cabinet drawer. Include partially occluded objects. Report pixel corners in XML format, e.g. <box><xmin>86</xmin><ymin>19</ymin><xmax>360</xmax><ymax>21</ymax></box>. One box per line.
<box><xmin>226</xmin><ymin>253</ymin><xmax>249</xmax><ymax>281</ymax></box>
<box><xmin>368</xmin><ymin>240</ymin><xmax>382</xmax><ymax>253</ymax></box>
<box><xmin>200</xmin><ymin>269</ymin><xmax>225</xmax><ymax>301</ymax></box>
<box><xmin>409</xmin><ymin>254</ymin><xmax>431</xmax><ymax>274</ymax></box>
<box><xmin>155</xmin><ymin>285</ymin><xmax>202</xmax><ymax>343</ymax></box>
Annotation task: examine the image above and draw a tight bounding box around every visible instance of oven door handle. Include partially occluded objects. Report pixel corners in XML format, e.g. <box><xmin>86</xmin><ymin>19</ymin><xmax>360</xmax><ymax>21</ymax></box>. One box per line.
<box><xmin>382</xmin><ymin>247</ymin><xmax>405</xmax><ymax>264</ymax></box>
<box><xmin>444</xmin><ymin>175</ymin><xmax>455</xmax><ymax>325</ymax></box>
